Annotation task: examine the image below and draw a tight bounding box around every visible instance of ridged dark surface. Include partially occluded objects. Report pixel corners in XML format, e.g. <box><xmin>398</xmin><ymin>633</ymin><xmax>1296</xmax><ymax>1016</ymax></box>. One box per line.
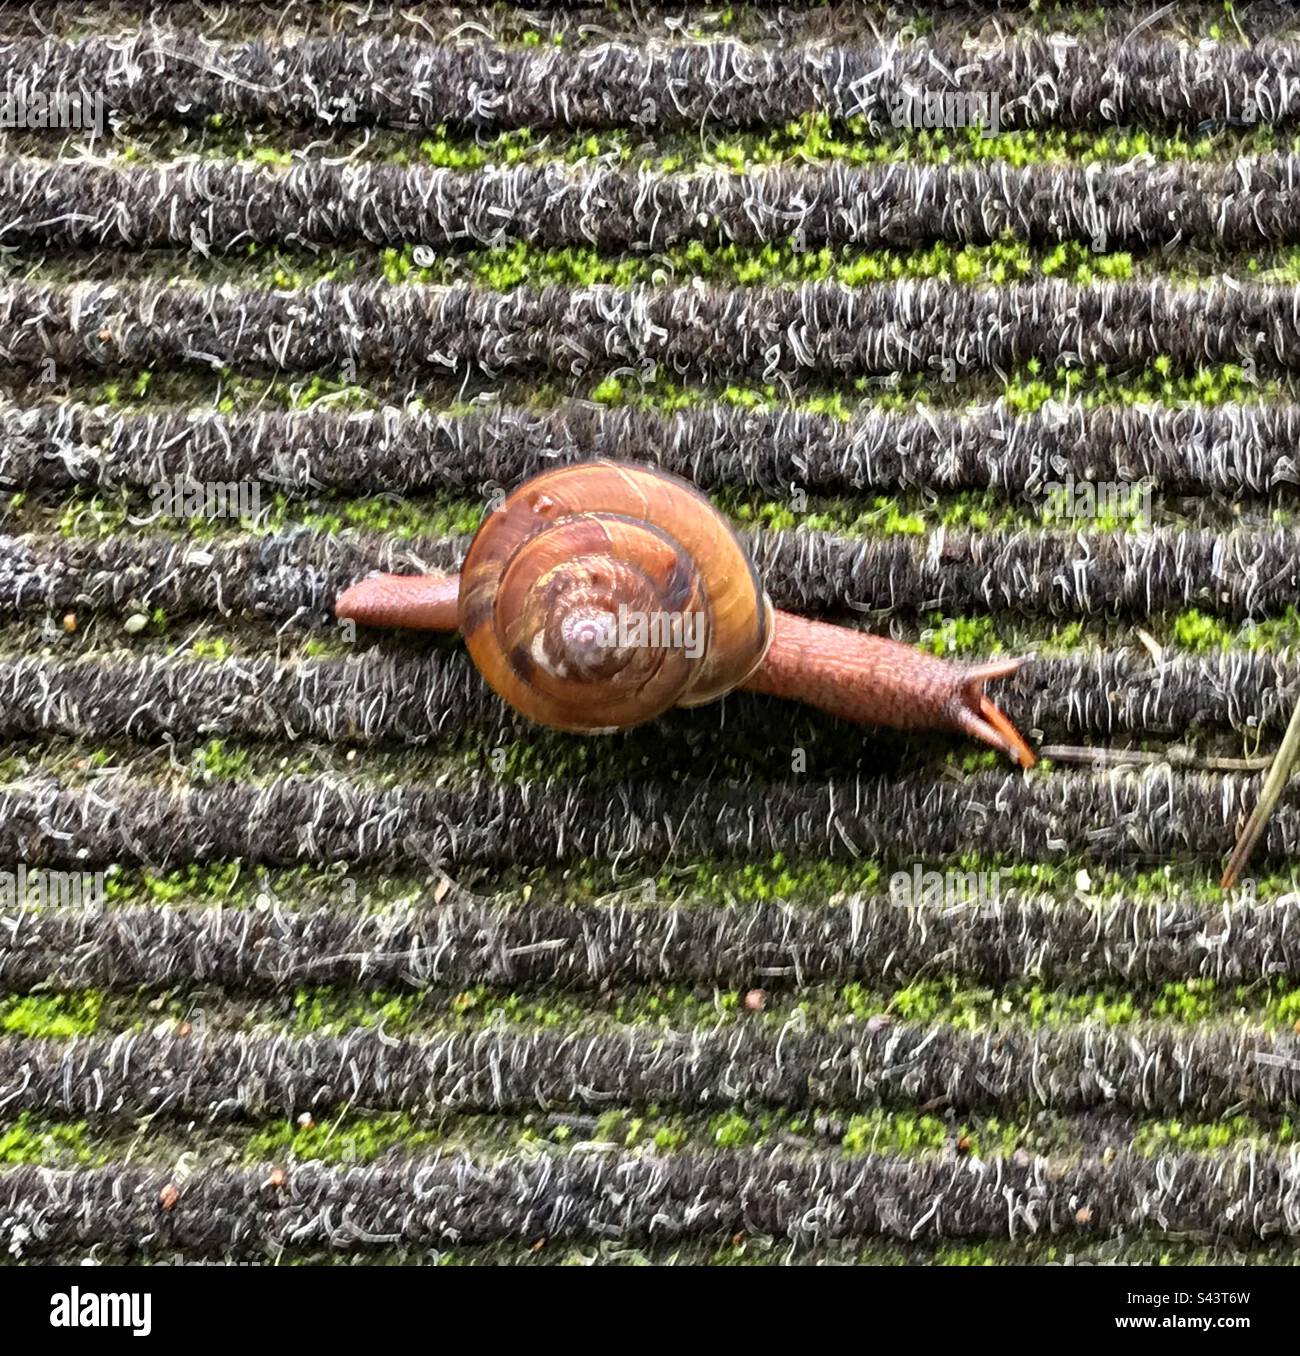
<box><xmin>2</xmin><ymin>1</ymin><xmax>1299</xmax><ymax>1266</ymax></box>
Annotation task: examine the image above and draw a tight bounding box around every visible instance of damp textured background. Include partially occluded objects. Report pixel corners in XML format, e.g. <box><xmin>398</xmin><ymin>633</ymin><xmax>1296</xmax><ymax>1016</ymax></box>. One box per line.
<box><xmin>3</xmin><ymin>0</ymin><xmax>1300</xmax><ymax>1265</ymax></box>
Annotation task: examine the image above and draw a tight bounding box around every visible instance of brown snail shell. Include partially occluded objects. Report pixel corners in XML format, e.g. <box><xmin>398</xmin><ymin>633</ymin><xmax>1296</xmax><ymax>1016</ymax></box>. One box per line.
<box><xmin>458</xmin><ymin>460</ymin><xmax>774</xmax><ymax>733</ymax></box>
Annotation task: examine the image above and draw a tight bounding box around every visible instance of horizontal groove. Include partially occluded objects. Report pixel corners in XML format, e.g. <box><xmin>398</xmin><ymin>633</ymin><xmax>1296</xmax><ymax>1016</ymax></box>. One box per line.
<box><xmin>4</xmin><ymin>1101</ymin><xmax>1298</xmax><ymax>1175</ymax></box>
<box><xmin>3</xmin><ymin>524</ymin><xmax>1299</xmax><ymax>623</ymax></box>
<box><xmin>6</xmin><ymin>154</ymin><xmax>1300</xmax><ymax>253</ymax></box>
<box><xmin>6</xmin><ymin>1023</ymin><xmax>1300</xmax><ymax>1122</ymax></box>
<box><xmin>0</xmin><ymin>648</ymin><xmax>1297</xmax><ymax>745</ymax></box>
<box><xmin>0</xmin><ymin>766</ymin><xmax>1292</xmax><ymax>869</ymax></box>
<box><xmin>5</xmin><ymin>278</ymin><xmax>1300</xmax><ymax>379</ymax></box>
<box><xmin>2</xmin><ymin>1148</ymin><xmax>1298</xmax><ymax>1257</ymax></box>
<box><xmin>6</xmin><ymin>399</ymin><xmax>1300</xmax><ymax>498</ymax></box>
<box><xmin>5</xmin><ymin>895</ymin><xmax>1300</xmax><ymax>994</ymax></box>
<box><xmin>5</xmin><ymin>124</ymin><xmax>1288</xmax><ymax>183</ymax></box>
<box><xmin>1</xmin><ymin>34</ymin><xmax>1295</xmax><ymax>134</ymax></box>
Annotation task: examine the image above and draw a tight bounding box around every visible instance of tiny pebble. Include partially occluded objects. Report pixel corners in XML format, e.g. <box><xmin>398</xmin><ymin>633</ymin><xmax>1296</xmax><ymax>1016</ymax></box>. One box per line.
<box><xmin>159</xmin><ymin>1184</ymin><xmax>179</xmax><ymax>1211</ymax></box>
<box><xmin>62</xmin><ymin>613</ymin><xmax>77</xmax><ymax>633</ymax></box>
<box><xmin>743</xmin><ymin>989</ymin><xmax>767</xmax><ymax>1012</ymax></box>
<box><xmin>123</xmin><ymin>614</ymin><xmax>148</xmax><ymax>634</ymax></box>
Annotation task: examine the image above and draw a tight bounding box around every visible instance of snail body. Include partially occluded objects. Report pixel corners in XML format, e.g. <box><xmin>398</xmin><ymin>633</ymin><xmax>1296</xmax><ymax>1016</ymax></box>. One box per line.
<box><xmin>336</xmin><ymin>460</ymin><xmax>1035</xmax><ymax>766</ymax></box>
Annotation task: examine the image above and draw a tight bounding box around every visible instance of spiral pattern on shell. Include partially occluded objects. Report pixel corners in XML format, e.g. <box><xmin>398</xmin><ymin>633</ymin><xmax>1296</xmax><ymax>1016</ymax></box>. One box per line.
<box><xmin>458</xmin><ymin>461</ymin><xmax>773</xmax><ymax>733</ymax></box>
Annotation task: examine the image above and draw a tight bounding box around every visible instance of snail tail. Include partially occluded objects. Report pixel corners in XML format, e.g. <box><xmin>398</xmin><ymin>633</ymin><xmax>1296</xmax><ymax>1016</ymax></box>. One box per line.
<box><xmin>334</xmin><ymin>573</ymin><xmax>462</xmax><ymax>631</ymax></box>
<box><xmin>742</xmin><ymin>611</ymin><xmax>1037</xmax><ymax>769</ymax></box>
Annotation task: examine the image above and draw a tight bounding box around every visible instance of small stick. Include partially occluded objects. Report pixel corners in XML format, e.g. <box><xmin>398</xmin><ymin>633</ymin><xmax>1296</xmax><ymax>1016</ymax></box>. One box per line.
<box><xmin>1221</xmin><ymin>694</ymin><xmax>1300</xmax><ymax>891</ymax></box>
<box><xmin>1038</xmin><ymin>744</ymin><xmax>1273</xmax><ymax>772</ymax></box>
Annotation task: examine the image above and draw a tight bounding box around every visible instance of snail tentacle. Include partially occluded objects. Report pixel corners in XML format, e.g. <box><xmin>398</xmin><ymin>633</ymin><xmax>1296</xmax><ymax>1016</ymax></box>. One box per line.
<box><xmin>948</xmin><ymin>660</ymin><xmax>1036</xmax><ymax>767</ymax></box>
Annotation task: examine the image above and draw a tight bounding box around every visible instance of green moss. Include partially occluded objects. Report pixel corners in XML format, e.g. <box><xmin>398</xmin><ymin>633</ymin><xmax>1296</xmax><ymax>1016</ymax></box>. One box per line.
<box><xmin>417</xmin><ymin>126</ymin><xmax>538</xmax><ymax>171</ymax></box>
<box><xmin>301</xmin><ymin>634</ymin><xmax>353</xmax><ymax>659</ymax></box>
<box><xmin>104</xmin><ymin>861</ymin><xmax>246</xmax><ymax>906</ymax></box>
<box><xmin>64</xmin><ymin>852</ymin><xmax>1298</xmax><ymax>916</ymax></box>
<box><xmin>607</xmin><ymin>363</ymin><xmax>1284</xmax><ymax>420</ymax></box>
<box><xmin>1040</xmin><ymin>239</ymin><xmax>1133</xmax><ymax>283</ymax></box>
<box><xmin>931</xmin><ymin>1244</ymin><xmax>1003</xmax><ymax>1266</ymax></box>
<box><xmin>50</xmin><ymin>227</ymin><xmax>1287</xmax><ymax>300</ymax></box>
<box><xmin>190</xmin><ymin>636</ymin><xmax>232</xmax><ymax>661</ymax></box>
<box><xmin>79</xmin><ymin>368</ymin><xmax>372</xmax><ymax>420</ymax></box>
<box><xmin>839</xmin><ymin>973</ymin><xmax>1300</xmax><ymax>1031</ymax></box>
<box><xmin>1269</xmin><ymin>989</ymin><xmax>1300</xmax><ymax>1027</ymax></box>
<box><xmin>1133</xmin><ymin>1115</ymin><xmax>1296</xmax><ymax>1155</ymax></box>
<box><xmin>842</xmin><ymin>1110</ymin><xmax>948</xmax><ymax>1155</ymax></box>
<box><xmin>938</xmin><ymin>493</ymin><xmax>1002</xmax><ymax>532</ymax></box>
<box><xmin>710</xmin><ymin>1112</ymin><xmax>755</xmax><ymax>1148</ymax></box>
<box><xmin>656</xmin><ymin>856</ymin><xmax>884</xmax><ymax>905</ymax></box>
<box><xmin>246</xmin><ymin>1111</ymin><xmax>444</xmax><ymax>1165</ymax></box>
<box><xmin>1037</xmin><ymin>621</ymin><xmax>1086</xmax><ymax>656</ymax></box>
<box><xmin>72</xmin><ymin>969</ymin><xmax>1279</xmax><ymax>1041</ymax></box>
<box><xmin>1</xmin><ymin>1101</ymin><xmax>1296</xmax><ymax>1183</ymax></box>
<box><xmin>285</xmin><ymin>374</ymin><xmax>374</xmax><ymax>411</ymax></box>
<box><xmin>0</xmin><ymin>1114</ymin><xmax>94</xmax><ymax>1166</ymax></box>
<box><xmin>1242</xmin><ymin>606</ymin><xmax>1300</xmax><ymax>652</ymax></box>
<box><xmin>195</xmin><ymin>738</ymin><xmax>252</xmax><ymax>779</ymax></box>
<box><xmin>291</xmin><ymin>987</ymin><xmax>427</xmax><ymax>1036</ymax></box>
<box><xmin>842</xmin><ymin>1110</ymin><xmax>1023</xmax><ymax>1158</ymax></box>
<box><xmin>0</xmin><ymin>992</ymin><xmax>102</xmax><ymax>1038</ymax></box>
<box><xmin>589</xmin><ymin>374</ymin><xmax>625</xmax><ymax>405</ymax></box>
<box><xmin>92</xmin><ymin>113</ymin><xmax>1300</xmax><ymax>179</ymax></box>
<box><xmin>694</xmin><ymin>116</ymin><xmax>1289</xmax><ymax>173</ymax></box>
<box><xmin>1151</xmin><ymin>978</ymin><xmax>1218</xmax><ymax>1023</ymax></box>
<box><xmin>922</xmin><ymin>614</ymin><xmax>1001</xmax><ymax>657</ymax></box>
<box><xmin>27</xmin><ymin>361</ymin><xmax>1298</xmax><ymax>434</ymax></box>
<box><xmin>1171</xmin><ymin>608</ymin><xmax>1233</xmax><ymax>654</ymax></box>
<box><xmin>297</xmin><ymin>493</ymin><xmax>484</xmax><ymax>540</ymax></box>
<box><xmin>56</xmin><ymin>495</ymin><xmax>132</xmax><ymax>540</ymax></box>
<box><xmin>328</xmin><ymin>237</ymin><xmax>1150</xmax><ymax>294</ymax></box>
<box><xmin>1006</xmin><ymin>360</ymin><xmax>1279</xmax><ymax>412</ymax></box>
<box><xmin>716</xmin><ymin>489</ymin><xmax>1019</xmax><ymax>539</ymax></box>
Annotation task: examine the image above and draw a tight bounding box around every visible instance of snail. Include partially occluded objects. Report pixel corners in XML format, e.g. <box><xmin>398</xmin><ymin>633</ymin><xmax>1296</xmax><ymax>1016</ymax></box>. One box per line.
<box><xmin>335</xmin><ymin>460</ymin><xmax>1035</xmax><ymax>767</ymax></box>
